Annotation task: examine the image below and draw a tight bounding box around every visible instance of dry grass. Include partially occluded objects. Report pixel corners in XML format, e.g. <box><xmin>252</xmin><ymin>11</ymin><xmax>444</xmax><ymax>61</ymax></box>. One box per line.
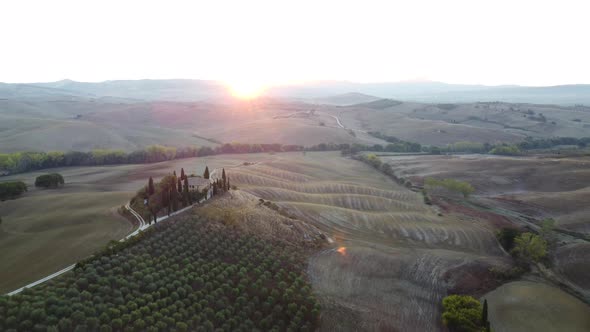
<box><xmin>0</xmin><ymin>191</ymin><xmax>132</xmax><ymax>293</ymax></box>
<box><xmin>485</xmin><ymin>281</ymin><xmax>590</xmax><ymax>332</ymax></box>
<box><xmin>334</xmin><ymin>101</ymin><xmax>590</xmax><ymax>145</ymax></box>
<box><xmin>218</xmin><ymin>151</ymin><xmax>510</xmax><ymax>331</ymax></box>
<box><xmin>195</xmin><ymin>190</ymin><xmax>324</xmax><ymax>247</ymax></box>
<box><xmin>383</xmin><ymin>154</ymin><xmax>590</xmax><ymax>234</ymax></box>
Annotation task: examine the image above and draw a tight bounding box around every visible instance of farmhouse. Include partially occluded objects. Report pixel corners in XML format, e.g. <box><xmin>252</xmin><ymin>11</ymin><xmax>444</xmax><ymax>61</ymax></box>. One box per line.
<box><xmin>187</xmin><ymin>176</ymin><xmax>210</xmax><ymax>192</ymax></box>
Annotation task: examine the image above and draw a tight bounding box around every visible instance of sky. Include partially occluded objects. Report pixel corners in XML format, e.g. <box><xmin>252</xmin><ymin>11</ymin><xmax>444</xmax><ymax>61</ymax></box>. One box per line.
<box><xmin>1</xmin><ymin>0</ymin><xmax>589</xmax><ymax>89</ymax></box>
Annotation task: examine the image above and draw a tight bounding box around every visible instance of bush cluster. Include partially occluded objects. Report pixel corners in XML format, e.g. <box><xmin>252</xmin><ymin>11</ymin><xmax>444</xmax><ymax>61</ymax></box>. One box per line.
<box><xmin>425</xmin><ymin>178</ymin><xmax>474</xmax><ymax>198</ymax></box>
<box><xmin>35</xmin><ymin>173</ymin><xmax>65</xmax><ymax>188</ymax></box>
<box><xmin>488</xmin><ymin>145</ymin><xmax>521</xmax><ymax>156</ymax></box>
<box><xmin>0</xmin><ymin>181</ymin><xmax>27</xmax><ymax>201</ymax></box>
<box><xmin>0</xmin><ymin>217</ymin><xmax>319</xmax><ymax>332</ymax></box>
<box><xmin>442</xmin><ymin>295</ymin><xmax>489</xmax><ymax>332</ymax></box>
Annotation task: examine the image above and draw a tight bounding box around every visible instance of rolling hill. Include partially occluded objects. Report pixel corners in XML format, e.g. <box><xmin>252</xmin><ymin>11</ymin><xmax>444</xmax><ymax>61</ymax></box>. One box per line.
<box><xmin>2</xmin><ymin>79</ymin><xmax>590</xmax><ymax>104</ymax></box>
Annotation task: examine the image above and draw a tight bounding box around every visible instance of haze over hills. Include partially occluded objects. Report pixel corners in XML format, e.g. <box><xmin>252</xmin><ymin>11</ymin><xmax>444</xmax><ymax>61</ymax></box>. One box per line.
<box><xmin>1</xmin><ymin>79</ymin><xmax>590</xmax><ymax>104</ymax></box>
<box><xmin>1</xmin><ymin>78</ymin><xmax>590</xmax><ymax>152</ymax></box>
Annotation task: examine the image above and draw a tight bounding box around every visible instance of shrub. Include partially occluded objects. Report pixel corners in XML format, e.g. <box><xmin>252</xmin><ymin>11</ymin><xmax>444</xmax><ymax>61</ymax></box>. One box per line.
<box><xmin>0</xmin><ymin>181</ymin><xmax>27</xmax><ymax>200</ymax></box>
<box><xmin>425</xmin><ymin>178</ymin><xmax>474</xmax><ymax>198</ymax></box>
<box><xmin>35</xmin><ymin>173</ymin><xmax>65</xmax><ymax>188</ymax></box>
<box><xmin>441</xmin><ymin>295</ymin><xmax>485</xmax><ymax>332</ymax></box>
<box><xmin>496</xmin><ymin>227</ymin><xmax>521</xmax><ymax>251</ymax></box>
<box><xmin>512</xmin><ymin>232</ymin><xmax>547</xmax><ymax>263</ymax></box>
<box><xmin>489</xmin><ymin>145</ymin><xmax>521</xmax><ymax>156</ymax></box>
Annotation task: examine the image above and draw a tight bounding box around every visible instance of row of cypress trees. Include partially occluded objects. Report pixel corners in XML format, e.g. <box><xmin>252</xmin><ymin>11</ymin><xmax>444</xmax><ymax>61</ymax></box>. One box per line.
<box><xmin>144</xmin><ymin>166</ymin><xmax>230</xmax><ymax>224</ymax></box>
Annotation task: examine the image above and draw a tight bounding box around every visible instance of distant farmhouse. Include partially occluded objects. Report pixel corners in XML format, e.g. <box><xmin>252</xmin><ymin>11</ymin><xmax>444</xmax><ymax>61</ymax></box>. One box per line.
<box><xmin>187</xmin><ymin>177</ymin><xmax>210</xmax><ymax>192</ymax></box>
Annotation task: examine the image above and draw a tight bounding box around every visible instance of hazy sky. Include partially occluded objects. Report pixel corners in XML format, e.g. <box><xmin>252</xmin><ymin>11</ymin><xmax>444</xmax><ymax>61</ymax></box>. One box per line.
<box><xmin>1</xmin><ymin>0</ymin><xmax>588</xmax><ymax>88</ymax></box>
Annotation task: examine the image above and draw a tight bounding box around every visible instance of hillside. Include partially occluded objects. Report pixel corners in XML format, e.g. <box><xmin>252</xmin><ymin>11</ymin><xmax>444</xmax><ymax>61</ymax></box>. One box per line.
<box><xmin>0</xmin><ymin>98</ymin><xmax>384</xmax><ymax>152</ymax></box>
<box><xmin>3</xmin><ymin>79</ymin><xmax>590</xmax><ymax>104</ymax></box>
<box><xmin>1</xmin><ymin>80</ymin><xmax>590</xmax><ymax>152</ymax></box>
<box><xmin>308</xmin><ymin>92</ymin><xmax>381</xmax><ymax>106</ymax></box>
<box><xmin>267</xmin><ymin>81</ymin><xmax>590</xmax><ymax>105</ymax></box>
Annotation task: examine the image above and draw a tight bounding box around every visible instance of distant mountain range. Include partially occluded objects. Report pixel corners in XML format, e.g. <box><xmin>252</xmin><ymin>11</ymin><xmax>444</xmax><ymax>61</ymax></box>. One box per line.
<box><xmin>1</xmin><ymin>79</ymin><xmax>589</xmax><ymax>104</ymax></box>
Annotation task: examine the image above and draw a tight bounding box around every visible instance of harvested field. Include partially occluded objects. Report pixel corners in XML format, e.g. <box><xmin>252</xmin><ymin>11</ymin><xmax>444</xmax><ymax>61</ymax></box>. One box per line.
<box><xmin>555</xmin><ymin>243</ymin><xmax>590</xmax><ymax>297</ymax></box>
<box><xmin>221</xmin><ymin>152</ymin><xmax>510</xmax><ymax>331</ymax></box>
<box><xmin>485</xmin><ymin>281</ymin><xmax>590</xmax><ymax>332</ymax></box>
<box><xmin>383</xmin><ymin>153</ymin><xmax>590</xmax><ymax>328</ymax></box>
<box><xmin>382</xmin><ymin>154</ymin><xmax>590</xmax><ymax>234</ymax></box>
<box><xmin>4</xmin><ymin>151</ymin><xmax>586</xmax><ymax>330</ymax></box>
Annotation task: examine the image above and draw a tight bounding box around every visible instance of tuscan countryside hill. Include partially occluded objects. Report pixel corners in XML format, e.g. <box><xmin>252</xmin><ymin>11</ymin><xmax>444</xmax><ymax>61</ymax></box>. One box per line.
<box><xmin>1</xmin><ymin>80</ymin><xmax>590</xmax><ymax>152</ymax></box>
<box><xmin>2</xmin><ymin>1</ymin><xmax>590</xmax><ymax>330</ymax></box>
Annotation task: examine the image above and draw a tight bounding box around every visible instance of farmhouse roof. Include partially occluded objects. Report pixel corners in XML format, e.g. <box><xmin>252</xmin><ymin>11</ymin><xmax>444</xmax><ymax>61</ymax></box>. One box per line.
<box><xmin>187</xmin><ymin>177</ymin><xmax>210</xmax><ymax>187</ymax></box>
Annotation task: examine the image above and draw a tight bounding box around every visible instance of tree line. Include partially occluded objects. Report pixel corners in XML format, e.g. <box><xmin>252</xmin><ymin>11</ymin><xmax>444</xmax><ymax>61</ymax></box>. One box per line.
<box><xmin>3</xmin><ymin>135</ymin><xmax>589</xmax><ymax>177</ymax></box>
<box><xmin>0</xmin><ymin>144</ymin><xmax>303</xmax><ymax>176</ymax></box>
<box><xmin>367</xmin><ymin>131</ymin><xmax>590</xmax><ymax>155</ymax></box>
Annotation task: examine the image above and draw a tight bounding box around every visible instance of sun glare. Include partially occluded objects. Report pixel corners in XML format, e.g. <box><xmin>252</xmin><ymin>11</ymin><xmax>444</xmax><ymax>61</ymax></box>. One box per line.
<box><xmin>228</xmin><ymin>81</ymin><xmax>266</xmax><ymax>99</ymax></box>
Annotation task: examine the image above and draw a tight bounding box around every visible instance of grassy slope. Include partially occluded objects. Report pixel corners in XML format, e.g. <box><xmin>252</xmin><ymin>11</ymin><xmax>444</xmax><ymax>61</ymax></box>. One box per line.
<box><xmin>0</xmin><ymin>192</ymin><xmax>132</xmax><ymax>293</ymax></box>
<box><xmin>382</xmin><ymin>154</ymin><xmax>590</xmax><ymax>233</ymax></box>
<box><xmin>384</xmin><ymin>153</ymin><xmax>590</xmax><ymax>328</ymax></box>
<box><xmin>334</xmin><ymin>101</ymin><xmax>590</xmax><ymax>145</ymax></box>
<box><xmin>0</xmin><ymin>153</ymin><xmax>286</xmax><ymax>293</ymax></box>
<box><xmin>485</xmin><ymin>281</ymin><xmax>590</xmax><ymax>332</ymax></box>
<box><xmin>0</xmin><ymin>98</ymin><xmax>380</xmax><ymax>152</ymax></box>
<box><xmin>3</xmin><ymin>97</ymin><xmax>589</xmax><ymax>152</ymax></box>
<box><xmin>221</xmin><ymin>152</ymin><xmax>509</xmax><ymax>331</ymax></box>
<box><xmin>2</xmin><ymin>151</ymin><xmax>588</xmax><ymax>330</ymax></box>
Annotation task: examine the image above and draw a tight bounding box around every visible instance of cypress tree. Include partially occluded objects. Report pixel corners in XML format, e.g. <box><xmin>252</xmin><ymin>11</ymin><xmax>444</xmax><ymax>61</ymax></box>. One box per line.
<box><xmin>204</xmin><ymin>166</ymin><xmax>210</xmax><ymax>179</ymax></box>
<box><xmin>167</xmin><ymin>189</ymin><xmax>171</xmax><ymax>216</ymax></box>
<box><xmin>180</xmin><ymin>168</ymin><xmax>186</xmax><ymax>180</ymax></box>
<box><xmin>227</xmin><ymin>176</ymin><xmax>230</xmax><ymax>191</ymax></box>
<box><xmin>222</xmin><ymin>168</ymin><xmax>227</xmax><ymax>190</ymax></box>
<box><xmin>148</xmin><ymin>177</ymin><xmax>155</xmax><ymax>196</ymax></box>
<box><xmin>177</xmin><ymin>178</ymin><xmax>182</xmax><ymax>194</ymax></box>
<box><xmin>482</xmin><ymin>299</ymin><xmax>490</xmax><ymax>331</ymax></box>
<box><xmin>172</xmin><ymin>175</ymin><xmax>178</xmax><ymax>193</ymax></box>
<box><xmin>183</xmin><ymin>177</ymin><xmax>191</xmax><ymax>205</ymax></box>
<box><xmin>173</xmin><ymin>170</ymin><xmax>177</xmax><ymax>177</ymax></box>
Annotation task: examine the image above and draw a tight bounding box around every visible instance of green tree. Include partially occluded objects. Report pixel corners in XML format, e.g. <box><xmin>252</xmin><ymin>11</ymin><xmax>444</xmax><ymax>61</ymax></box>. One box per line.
<box><xmin>183</xmin><ymin>177</ymin><xmax>191</xmax><ymax>205</ymax></box>
<box><xmin>180</xmin><ymin>168</ymin><xmax>186</xmax><ymax>180</ymax></box>
<box><xmin>0</xmin><ymin>181</ymin><xmax>28</xmax><ymax>200</ymax></box>
<box><xmin>204</xmin><ymin>166</ymin><xmax>210</xmax><ymax>179</ymax></box>
<box><xmin>482</xmin><ymin>299</ymin><xmax>489</xmax><ymax>331</ymax></box>
<box><xmin>442</xmin><ymin>295</ymin><xmax>484</xmax><ymax>332</ymax></box>
<box><xmin>148</xmin><ymin>177</ymin><xmax>155</xmax><ymax>196</ymax></box>
<box><xmin>35</xmin><ymin>173</ymin><xmax>65</xmax><ymax>188</ymax></box>
<box><xmin>512</xmin><ymin>232</ymin><xmax>547</xmax><ymax>263</ymax></box>
<box><xmin>425</xmin><ymin>178</ymin><xmax>474</xmax><ymax>198</ymax></box>
<box><xmin>147</xmin><ymin>176</ymin><xmax>156</xmax><ymax>223</ymax></box>
<box><xmin>540</xmin><ymin>218</ymin><xmax>556</xmax><ymax>245</ymax></box>
<box><xmin>222</xmin><ymin>168</ymin><xmax>227</xmax><ymax>189</ymax></box>
<box><xmin>496</xmin><ymin>227</ymin><xmax>521</xmax><ymax>251</ymax></box>
<box><xmin>489</xmin><ymin>145</ymin><xmax>521</xmax><ymax>156</ymax></box>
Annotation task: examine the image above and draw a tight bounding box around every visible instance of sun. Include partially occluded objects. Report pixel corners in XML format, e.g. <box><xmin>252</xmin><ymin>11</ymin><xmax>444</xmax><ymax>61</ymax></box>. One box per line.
<box><xmin>227</xmin><ymin>80</ymin><xmax>266</xmax><ymax>99</ymax></box>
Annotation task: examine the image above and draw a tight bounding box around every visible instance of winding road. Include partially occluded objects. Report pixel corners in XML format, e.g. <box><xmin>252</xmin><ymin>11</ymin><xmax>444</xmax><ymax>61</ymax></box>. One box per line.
<box><xmin>317</xmin><ymin>111</ymin><xmax>368</xmax><ymax>134</ymax></box>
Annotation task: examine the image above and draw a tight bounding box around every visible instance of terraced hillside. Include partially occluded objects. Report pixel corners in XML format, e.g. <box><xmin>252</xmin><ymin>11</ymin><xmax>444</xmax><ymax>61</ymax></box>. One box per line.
<box><xmin>382</xmin><ymin>153</ymin><xmax>590</xmax><ymax>329</ymax></box>
<box><xmin>223</xmin><ymin>152</ymin><xmax>510</xmax><ymax>331</ymax></box>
